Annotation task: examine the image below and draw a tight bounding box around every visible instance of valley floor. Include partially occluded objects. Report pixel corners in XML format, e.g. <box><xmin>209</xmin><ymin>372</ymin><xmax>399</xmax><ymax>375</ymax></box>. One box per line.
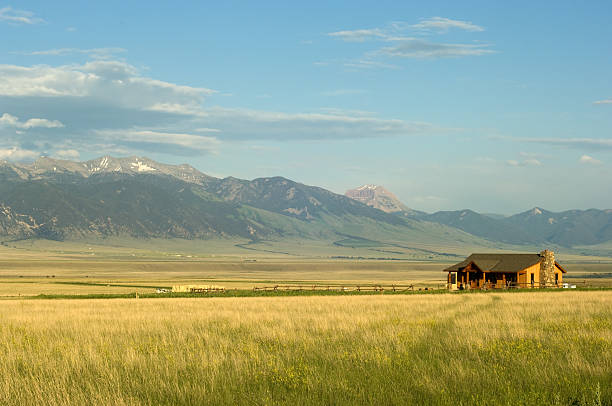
<box><xmin>0</xmin><ymin>291</ymin><xmax>610</xmax><ymax>405</ymax></box>
<box><xmin>0</xmin><ymin>243</ymin><xmax>611</xmax><ymax>405</ymax></box>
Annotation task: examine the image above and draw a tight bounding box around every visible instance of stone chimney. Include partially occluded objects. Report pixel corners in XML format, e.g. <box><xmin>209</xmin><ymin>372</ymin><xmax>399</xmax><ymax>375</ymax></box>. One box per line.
<box><xmin>539</xmin><ymin>249</ymin><xmax>556</xmax><ymax>287</ymax></box>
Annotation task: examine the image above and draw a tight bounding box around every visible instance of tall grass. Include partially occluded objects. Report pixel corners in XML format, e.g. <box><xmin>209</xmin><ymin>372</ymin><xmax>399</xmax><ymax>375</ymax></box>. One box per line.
<box><xmin>0</xmin><ymin>291</ymin><xmax>610</xmax><ymax>405</ymax></box>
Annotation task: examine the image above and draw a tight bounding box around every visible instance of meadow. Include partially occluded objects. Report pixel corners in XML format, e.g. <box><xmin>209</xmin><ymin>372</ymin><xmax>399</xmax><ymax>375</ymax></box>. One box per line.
<box><xmin>0</xmin><ymin>241</ymin><xmax>611</xmax><ymax>405</ymax></box>
<box><xmin>0</xmin><ymin>291</ymin><xmax>610</xmax><ymax>405</ymax></box>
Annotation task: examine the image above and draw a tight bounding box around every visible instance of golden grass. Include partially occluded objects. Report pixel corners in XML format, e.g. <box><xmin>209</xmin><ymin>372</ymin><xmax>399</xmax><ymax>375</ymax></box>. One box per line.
<box><xmin>0</xmin><ymin>291</ymin><xmax>610</xmax><ymax>405</ymax></box>
<box><xmin>0</xmin><ymin>282</ymin><xmax>157</xmax><ymax>297</ymax></box>
<box><xmin>0</xmin><ymin>259</ymin><xmax>451</xmax><ymax>296</ymax></box>
<box><xmin>1</xmin><ymin>257</ymin><xmax>610</xmax><ymax>296</ymax></box>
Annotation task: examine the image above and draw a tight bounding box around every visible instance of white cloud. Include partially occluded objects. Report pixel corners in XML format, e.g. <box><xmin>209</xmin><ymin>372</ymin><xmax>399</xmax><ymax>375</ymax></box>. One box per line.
<box><xmin>343</xmin><ymin>59</ymin><xmax>400</xmax><ymax>70</ymax></box>
<box><xmin>579</xmin><ymin>155</ymin><xmax>602</xmax><ymax>165</ymax></box>
<box><xmin>197</xmin><ymin>106</ymin><xmax>445</xmax><ymax>140</ymax></box>
<box><xmin>194</xmin><ymin>128</ymin><xmax>221</xmax><ymax>133</ymax></box>
<box><xmin>593</xmin><ymin>100</ymin><xmax>612</xmax><ymax>105</ymax></box>
<box><xmin>0</xmin><ymin>59</ymin><xmax>450</xmax><ymax>158</ymax></box>
<box><xmin>0</xmin><ymin>6</ymin><xmax>43</xmax><ymax>25</ymax></box>
<box><xmin>524</xmin><ymin>159</ymin><xmax>542</xmax><ymax>166</ymax></box>
<box><xmin>17</xmin><ymin>47</ymin><xmax>127</xmax><ymax>60</ymax></box>
<box><xmin>519</xmin><ymin>151</ymin><xmax>549</xmax><ymax>158</ymax></box>
<box><xmin>318</xmin><ymin>108</ymin><xmax>376</xmax><ymax>117</ymax></box>
<box><xmin>412</xmin><ymin>17</ymin><xmax>484</xmax><ymax>33</ymax></box>
<box><xmin>0</xmin><ymin>113</ymin><xmax>18</xmax><ymax>127</ymax></box>
<box><xmin>327</xmin><ymin>18</ymin><xmax>493</xmax><ymax>66</ymax></box>
<box><xmin>54</xmin><ymin>149</ymin><xmax>80</xmax><ymax>159</ymax></box>
<box><xmin>93</xmin><ymin>129</ymin><xmax>220</xmax><ymax>154</ymax></box>
<box><xmin>0</xmin><ymin>147</ymin><xmax>38</xmax><ymax>160</ymax></box>
<box><xmin>378</xmin><ymin>40</ymin><xmax>494</xmax><ymax>58</ymax></box>
<box><xmin>0</xmin><ymin>61</ymin><xmax>213</xmax><ymax>106</ymax></box>
<box><xmin>328</xmin><ymin>29</ymin><xmax>387</xmax><ymax>42</ymax></box>
<box><xmin>507</xmin><ymin>159</ymin><xmax>541</xmax><ymax>167</ymax></box>
<box><xmin>510</xmin><ymin>137</ymin><xmax>612</xmax><ymax>150</ymax></box>
<box><xmin>146</xmin><ymin>103</ymin><xmax>209</xmax><ymax>117</ymax></box>
<box><xmin>0</xmin><ymin>113</ymin><xmax>64</xmax><ymax>129</ymax></box>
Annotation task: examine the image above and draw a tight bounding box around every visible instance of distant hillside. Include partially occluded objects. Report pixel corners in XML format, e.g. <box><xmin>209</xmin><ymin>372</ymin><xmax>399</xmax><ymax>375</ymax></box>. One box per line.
<box><xmin>423</xmin><ymin>210</ymin><xmax>538</xmax><ymax>245</ymax></box>
<box><xmin>2</xmin><ymin>157</ymin><xmax>612</xmax><ymax>253</ymax></box>
<box><xmin>344</xmin><ymin>183</ymin><xmax>612</xmax><ymax>248</ymax></box>
<box><xmin>504</xmin><ymin>207</ymin><xmax>612</xmax><ymax>247</ymax></box>
<box><xmin>0</xmin><ymin>157</ymin><xmax>489</xmax><ymax>256</ymax></box>
<box><xmin>215</xmin><ymin>179</ymin><xmax>406</xmax><ymax>224</ymax></box>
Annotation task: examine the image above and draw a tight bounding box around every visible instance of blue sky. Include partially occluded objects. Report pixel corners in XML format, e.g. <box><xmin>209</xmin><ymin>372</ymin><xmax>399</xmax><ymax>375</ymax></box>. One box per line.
<box><xmin>1</xmin><ymin>1</ymin><xmax>611</xmax><ymax>214</ymax></box>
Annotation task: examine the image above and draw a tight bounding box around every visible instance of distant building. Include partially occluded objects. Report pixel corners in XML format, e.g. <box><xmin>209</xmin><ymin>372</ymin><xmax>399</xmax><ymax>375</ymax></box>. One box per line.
<box><xmin>444</xmin><ymin>250</ymin><xmax>566</xmax><ymax>290</ymax></box>
<box><xmin>171</xmin><ymin>285</ymin><xmax>225</xmax><ymax>293</ymax></box>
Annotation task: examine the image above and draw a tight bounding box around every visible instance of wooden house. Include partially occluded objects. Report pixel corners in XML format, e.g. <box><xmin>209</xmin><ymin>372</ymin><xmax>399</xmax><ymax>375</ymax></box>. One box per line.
<box><xmin>444</xmin><ymin>250</ymin><xmax>566</xmax><ymax>290</ymax></box>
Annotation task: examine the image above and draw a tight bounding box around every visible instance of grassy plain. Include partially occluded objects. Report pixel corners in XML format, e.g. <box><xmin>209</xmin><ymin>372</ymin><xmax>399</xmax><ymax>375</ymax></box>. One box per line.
<box><xmin>1</xmin><ymin>239</ymin><xmax>611</xmax><ymax>297</ymax></box>
<box><xmin>0</xmin><ymin>291</ymin><xmax>610</xmax><ymax>405</ymax></box>
<box><xmin>0</xmin><ymin>241</ymin><xmax>611</xmax><ymax>405</ymax></box>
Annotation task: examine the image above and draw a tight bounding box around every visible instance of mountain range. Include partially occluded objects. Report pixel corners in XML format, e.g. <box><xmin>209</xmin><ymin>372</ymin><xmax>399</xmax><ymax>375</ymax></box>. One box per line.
<box><xmin>344</xmin><ymin>185</ymin><xmax>612</xmax><ymax>248</ymax></box>
<box><xmin>0</xmin><ymin>156</ymin><xmax>611</xmax><ymax>256</ymax></box>
<box><xmin>0</xmin><ymin>156</ymin><xmax>423</xmax><ymax>243</ymax></box>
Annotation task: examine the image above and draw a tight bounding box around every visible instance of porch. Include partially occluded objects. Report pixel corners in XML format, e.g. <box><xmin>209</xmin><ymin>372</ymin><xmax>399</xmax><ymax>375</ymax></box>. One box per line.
<box><xmin>448</xmin><ymin>269</ymin><xmax>519</xmax><ymax>290</ymax></box>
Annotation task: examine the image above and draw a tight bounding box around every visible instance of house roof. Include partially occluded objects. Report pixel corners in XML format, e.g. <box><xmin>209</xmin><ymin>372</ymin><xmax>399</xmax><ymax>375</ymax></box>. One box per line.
<box><xmin>444</xmin><ymin>253</ymin><xmax>567</xmax><ymax>273</ymax></box>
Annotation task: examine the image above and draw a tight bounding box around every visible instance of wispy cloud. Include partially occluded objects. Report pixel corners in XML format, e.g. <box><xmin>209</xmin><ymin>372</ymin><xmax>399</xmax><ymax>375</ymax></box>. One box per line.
<box><xmin>593</xmin><ymin>99</ymin><xmax>612</xmax><ymax>105</ymax></box>
<box><xmin>0</xmin><ymin>113</ymin><xmax>64</xmax><ymax>129</ymax></box>
<box><xmin>343</xmin><ymin>59</ymin><xmax>400</xmax><ymax>69</ymax></box>
<box><xmin>411</xmin><ymin>17</ymin><xmax>484</xmax><ymax>33</ymax></box>
<box><xmin>0</xmin><ymin>60</ymin><xmax>213</xmax><ymax>101</ymax></box>
<box><xmin>507</xmin><ymin>159</ymin><xmax>542</xmax><ymax>167</ymax></box>
<box><xmin>93</xmin><ymin>129</ymin><xmax>220</xmax><ymax>155</ymax></box>
<box><xmin>198</xmin><ymin>106</ymin><xmax>445</xmax><ymax>141</ymax></box>
<box><xmin>328</xmin><ymin>28</ymin><xmax>388</xmax><ymax>42</ymax></box>
<box><xmin>326</xmin><ymin>17</ymin><xmax>493</xmax><ymax>67</ymax></box>
<box><xmin>0</xmin><ymin>146</ymin><xmax>38</xmax><ymax>160</ymax></box>
<box><xmin>509</xmin><ymin>137</ymin><xmax>612</xmax><ymax>150</ymax></box>
<box><xmin>194</xmin><ymin>127</ymin><xmax>221</xmax><ymax>133</ymax></box>
<box><xmin>0</xmin><ymin>59</ymin><xmax>451</xmax><ymax>160</ymax></box>
<box><xmin>579</xmin><ymin>155</ymin><xmax>602</xmax><ymax>165</ymax></box>
<box><xmin>378</xmin><ymin>39</ymin><xmax>494</xmax><ymax>58</ymax></box>
<box><xmin>17</xmin><ymin>47</ymin><xmax>127</xmax><ymax>60</ymax></box>
<box><xmin>317</xmin><ymin>108</ymin><xmax>375</xmax><ymax>117</ymax></box>
<box><xmin>54</xmin><ymin>149</ymin><xmax>80</xmax><ymax>159</ymax></box>
<box><xmin>0</xmin><ymin>6</ymin><xmax>43</xmax><ymax>25</ymax></box>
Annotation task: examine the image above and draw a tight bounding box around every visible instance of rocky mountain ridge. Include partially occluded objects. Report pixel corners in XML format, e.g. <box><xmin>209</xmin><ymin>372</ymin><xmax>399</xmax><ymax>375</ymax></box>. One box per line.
<box><xmin>345</xmin><ymin>184</ymin><xmax>612</xmax><ymax>247</ymax></box>
<box><xmin>1</xmin><ymin>158</ymin><xmax>611</xmax><ymax>248</ymax></box>
<box><xmin>345</xmin><ymin>185</ymin><xmax>408</xmax><ymax>213</ymax></box>
<box><xmin>1</xmin><ymin>156</ymin><xmax>215</xmax><ymax>186</ymax></box>
<box><xmin>0</xmin><ymin>157</ymin><xmax>418</xmax><ymax>242</ymax></box>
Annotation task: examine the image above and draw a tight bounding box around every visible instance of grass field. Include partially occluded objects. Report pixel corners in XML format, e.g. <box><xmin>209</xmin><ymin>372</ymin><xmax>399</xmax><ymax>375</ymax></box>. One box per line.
<box><xmin>1</xmin><ymin>257</ymin><xmax>610</xmax><ymax>297</ymax></box>
<box><xmin>0</xmin><ymin>241</ymin><xmax>611</xmax><ymax>405</ymax></box>
<box><xmin>0</xmin><ymin>291</ymin><xmax>610</xmax><ymax>405</ymax></box>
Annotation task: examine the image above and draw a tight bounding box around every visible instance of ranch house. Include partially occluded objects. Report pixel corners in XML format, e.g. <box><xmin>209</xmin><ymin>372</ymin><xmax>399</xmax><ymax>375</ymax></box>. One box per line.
<box><xmin>444</xmin><ymin>250</ymin><xmax>566</xmax><ymax>290</ymax></box>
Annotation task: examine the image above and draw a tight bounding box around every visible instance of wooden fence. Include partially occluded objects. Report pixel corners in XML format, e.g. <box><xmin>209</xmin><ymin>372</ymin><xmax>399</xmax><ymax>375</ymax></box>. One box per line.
<box><xmin>252</xmin><ymin>284</ymin><xmax>445</xmax><ymax>292</ymax></box>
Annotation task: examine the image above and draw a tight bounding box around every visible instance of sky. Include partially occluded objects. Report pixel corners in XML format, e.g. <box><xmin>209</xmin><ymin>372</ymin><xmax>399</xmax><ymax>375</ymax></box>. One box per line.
<box><xmin>0</xmin><ymin>1</ymin><xmax>611</xmax><ymax>214</ymax></box>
